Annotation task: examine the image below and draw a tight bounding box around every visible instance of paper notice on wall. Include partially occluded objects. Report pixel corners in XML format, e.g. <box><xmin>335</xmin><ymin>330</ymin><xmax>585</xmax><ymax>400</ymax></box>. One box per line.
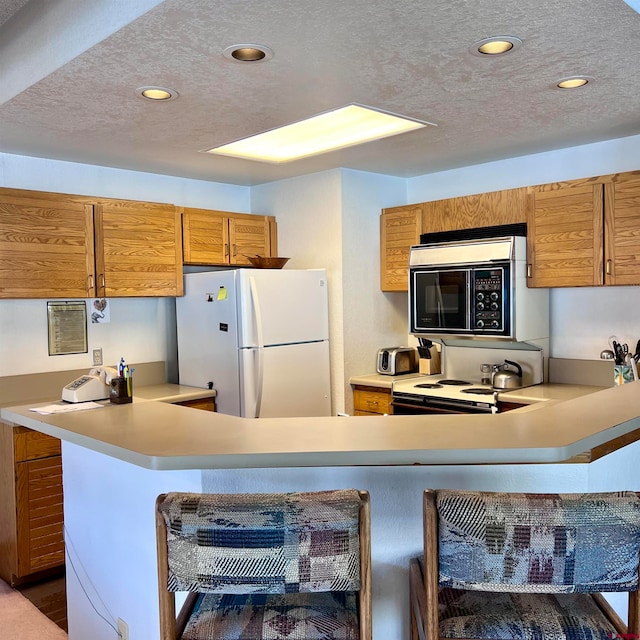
<box><xmin>91</xmin><ymin>298</ymin><xmax>110</xmax><ymax>323</ymax></box>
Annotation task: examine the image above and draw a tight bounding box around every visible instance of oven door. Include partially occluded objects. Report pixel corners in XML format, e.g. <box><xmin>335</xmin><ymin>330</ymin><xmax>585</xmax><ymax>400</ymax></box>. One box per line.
<box><xmin>410</xmin><ymin>267</ymin><xmax>470</xmax><ymax>334</ymax></box>
<box><xmin>391</xmin><ymin>393</ymin><xmax>496</xmax><ymax>415</ymax></box>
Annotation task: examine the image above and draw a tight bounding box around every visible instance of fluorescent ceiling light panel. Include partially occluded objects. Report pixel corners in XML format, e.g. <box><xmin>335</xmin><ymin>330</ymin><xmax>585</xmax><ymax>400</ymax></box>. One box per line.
<box><xmin>204</xmin><ymin>105</ymin><xmax>431</xmax><ymax>163</ymax></box>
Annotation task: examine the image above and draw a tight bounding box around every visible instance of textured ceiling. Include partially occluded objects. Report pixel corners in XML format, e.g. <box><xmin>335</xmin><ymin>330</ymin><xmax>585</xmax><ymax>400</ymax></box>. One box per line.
<box><xmin>1</xmin><ymin>0</ymin><xmax>640</xmax><ymax>186</ymax></box>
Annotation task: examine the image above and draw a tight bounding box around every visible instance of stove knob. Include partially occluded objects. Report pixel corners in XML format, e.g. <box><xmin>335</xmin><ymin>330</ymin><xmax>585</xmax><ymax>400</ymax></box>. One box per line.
<box><xmin>490</xmin><ymin>302</ymin><xmax>499</xmax><ymax>311</ymax></box>
<box><xmin>477</xmin><ymin>301</ymin><xmax>485</xmax><ymax>311</ymax></box>
<box><xmin>491</xmin><ymin>320</ymin><xmax>500</xmax><ymax>329</ymax></box>
<box><xmin>476</xmin><ymin>292</ymin><xmax>485</xmax><ymax>301</ymax></box>
<box><xmin>490</xmin><ymin>292</ymin><xmax>499</xmax><ymax>301</ymax></box>
<box><xmin>477</xmin><ymin>320</ymin><xmax>485</xmax><ymax>328</ymax></box>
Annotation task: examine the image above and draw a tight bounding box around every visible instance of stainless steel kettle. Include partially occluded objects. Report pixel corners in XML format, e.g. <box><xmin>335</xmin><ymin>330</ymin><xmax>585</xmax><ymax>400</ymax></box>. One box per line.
<box><xmin>492</xmin><ymin>360</ymin><xmax>523</xmax><ymax>390</ymax></box>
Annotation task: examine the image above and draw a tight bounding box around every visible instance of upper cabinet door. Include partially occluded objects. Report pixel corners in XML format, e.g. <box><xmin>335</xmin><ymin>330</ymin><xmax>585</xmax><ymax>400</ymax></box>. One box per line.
<box><xmin>605</xmin><ymin>171</ymin><xmax>640</xmax><ymax>286</ymax></box>
<box><xmin>228</xmin><ymin>214</ymin><xmax>272</xmax><ymax>265</ymax></box>
<box><xmin>380</xmin><ymin>205</ymin><xmax>423</xmax><ymax>292</ymax></box>
<box><xmin>526</xmin><ymin>181</ymin><xmax>604</xmax><ymax>287</ymax></box>
<box><xmin>0</xmin><ymin>189</ymin><xmax>95</xmax><ymax>299</ymax></box>
<box><xmin>182</xmin><ymin>208</ymin><xmax>228</xmax><ymax>265</ymax></box>
<box><xmin>94</xmin><ymin>200</ymin><xmax>183</xmax><ymax>297</ymax></box>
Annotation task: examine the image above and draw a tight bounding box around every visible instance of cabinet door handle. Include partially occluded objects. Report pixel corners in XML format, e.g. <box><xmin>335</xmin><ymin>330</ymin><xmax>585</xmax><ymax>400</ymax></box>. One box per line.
<box><xmin>232</xmin><ymin>244</ymin><xmax>237</xmax><ymax>257</ymax></box>
<box><xmin>224</xmin><ymin>243</ymin><xmax>229</xmax><ymax>257</ymax></box>
<box><xmin>87</xmin><ymin>275</ymin><xmax>94</xmax><ymax>294</ymax></box>
<box><xmin>606</xmin><ymin>259</ymin><xmax>612</xmax><ymax>275</ymax></box>
<box><xmin>98</xmin><ymin>274</ymin><xmax>106</xmax><ymax>295</ymax></box>
<box><xmin>527</xmin><ymin>264</ymin><xmax>532</xmax><ymax>278</ymax></box>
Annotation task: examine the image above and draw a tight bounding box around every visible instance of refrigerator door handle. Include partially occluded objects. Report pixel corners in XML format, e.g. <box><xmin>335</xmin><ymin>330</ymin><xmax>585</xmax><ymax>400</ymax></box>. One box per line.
<box><xmin>249</xmin><ymin>276</ymin><xmax>265</xmax><ymax>417</ymax></box>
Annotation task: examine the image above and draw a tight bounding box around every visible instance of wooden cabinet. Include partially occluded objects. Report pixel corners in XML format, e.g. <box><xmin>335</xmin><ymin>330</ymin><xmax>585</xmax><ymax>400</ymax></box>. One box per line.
<box><xmin>94</xmin><ymin>199</ymin><xmax>183</xmax><ymax>297</ymax></box>
<box><xmin>175</xmin><ymin>397</ymin><xmax>216</xmax><ymax>411</ymax></box>
<box><xmin>380</xmin><ymin>188</ymin><xmax>526</xmax><ymax>292</ymax></box>
<box><xmin>421</xmin><ymin>187</ymin><xmax>527</xmax><ymax>234</ymax></box>
<box><xmin>0</xmin><ymin>423</ymin><xmax>64</xmax><ymax>586</ymax></box>
<box><xmin>0</xmin><ymin>189</ymin><xmax>95</xmax><ymax>298</ymax></box>
<box><xmin>380</xmin><ymin>205</ymin><xmax>423</xmax><ymax>291</ymax></box>
<box><xmin>0</xmin><ymin>188</ymin><xmax>183</xmax><ymax>298</ymax></box>
<box><xmin>527</xmin><ymin>171</ymin><xmax>640</xmax><ymax>287</ymax></box>
<box><xmin>182</xmin><ymin>208</ymin><xmax>277</xmax><ymax>267</ymax></box>
<box><xmin>604</xmin><ymin>171</ymin><xmax>640</xmax><ymax>286</ymax></box>
<box><xmin>353</xmin><ymin>386</ymin><xmax>392</xmax><ymax>416</ymax></box>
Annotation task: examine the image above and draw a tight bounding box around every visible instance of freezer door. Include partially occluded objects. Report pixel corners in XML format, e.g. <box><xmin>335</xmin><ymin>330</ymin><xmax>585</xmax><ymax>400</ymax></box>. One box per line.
<box><xmin>176</xmin><ymin>270</ymin><xmax>242</xmax><ymax>416</ymax></box>
<box><xmin>237</xmin><ymin>269</ymin><xmax>329</xmax><ymax>347</ymax></box>
<box><xmin>239</xmin><ymin>340</ymin><xmax>331</xmax><ymax>417</ymax></box>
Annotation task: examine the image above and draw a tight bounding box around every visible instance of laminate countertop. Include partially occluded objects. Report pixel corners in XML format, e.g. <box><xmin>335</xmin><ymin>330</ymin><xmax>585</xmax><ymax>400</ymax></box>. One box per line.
<box><xmin>2</xmin><ymin>381</ymin><xmax>640</xmax><ymax>471</ymax></box>
<box><xmin>350</xmin><ymin>373</ymin><xmax>605</xmax><ymax>405</ymax></box>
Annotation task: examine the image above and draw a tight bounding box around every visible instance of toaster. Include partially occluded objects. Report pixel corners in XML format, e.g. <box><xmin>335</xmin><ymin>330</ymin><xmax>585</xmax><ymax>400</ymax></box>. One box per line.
<box><xmin>376</xmin><ymin>347</ymin><xmax>418</xmax><ymax>375</ymax></box>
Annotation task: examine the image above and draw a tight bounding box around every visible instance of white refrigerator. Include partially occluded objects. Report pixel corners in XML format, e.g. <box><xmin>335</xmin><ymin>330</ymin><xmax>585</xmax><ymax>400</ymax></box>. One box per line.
<box><xmin>176</xmin><ymin>269</ymin><xmax>331</xmax><ymax>418</ymax></box>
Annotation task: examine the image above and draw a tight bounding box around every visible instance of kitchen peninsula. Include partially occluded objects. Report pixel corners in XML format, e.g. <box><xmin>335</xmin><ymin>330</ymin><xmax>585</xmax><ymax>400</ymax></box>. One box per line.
<box><xmin>2</xmin><ymin>382</ymin><xmax>640</xmax><ymax>640</ymax></box>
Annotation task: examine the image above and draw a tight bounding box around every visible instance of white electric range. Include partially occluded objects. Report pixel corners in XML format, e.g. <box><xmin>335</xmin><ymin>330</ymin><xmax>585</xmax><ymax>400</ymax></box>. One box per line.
<box><xmin>390</xmin><ymin>341</ymin><xmax>546</xmax><ymax>414</ymax></box>
<box><xmin>391</xmin><ymin>374</ymin><xmax>499</xmax><ymax>414</ymax></box>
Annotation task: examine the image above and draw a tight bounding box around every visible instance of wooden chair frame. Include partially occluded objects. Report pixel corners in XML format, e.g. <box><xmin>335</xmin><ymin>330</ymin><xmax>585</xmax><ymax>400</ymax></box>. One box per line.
<box><xmin>156</xmin><ymin>490</ymin><xmax>372</xmax><ymax>640</ymax></box>
<box><xmin>410</xmin><ymin>489</ymin><xmax>640</xmax><ymax>640</ymax></box>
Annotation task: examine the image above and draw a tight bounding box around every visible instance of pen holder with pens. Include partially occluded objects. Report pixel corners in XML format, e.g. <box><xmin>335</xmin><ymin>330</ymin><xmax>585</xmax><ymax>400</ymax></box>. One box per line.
<box><xmin>110</xmin><ymin>375</ymin><xmax>132</xmax><ymax>403</ymax></box>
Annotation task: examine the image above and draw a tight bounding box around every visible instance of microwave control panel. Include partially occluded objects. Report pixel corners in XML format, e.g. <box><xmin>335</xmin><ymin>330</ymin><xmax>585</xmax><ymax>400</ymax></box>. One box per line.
<box><xmin>472</xmin><ymin>268</ymin><xmax>504</xmax><ymax>331</ymax></box>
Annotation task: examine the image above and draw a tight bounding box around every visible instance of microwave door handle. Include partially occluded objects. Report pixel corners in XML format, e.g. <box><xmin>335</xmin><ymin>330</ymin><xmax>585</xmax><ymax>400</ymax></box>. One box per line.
<box><xmin>435</xmin><ymin>281</ymin><xmax>445</xmax><ymax>326</ymax></box>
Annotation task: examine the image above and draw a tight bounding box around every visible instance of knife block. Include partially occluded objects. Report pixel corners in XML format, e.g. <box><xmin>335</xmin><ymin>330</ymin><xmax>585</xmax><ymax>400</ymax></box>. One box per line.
<box><xmin>418</xmin><ymin>347</ymin><xmax>441</xmax><ymax>375</ymax></box>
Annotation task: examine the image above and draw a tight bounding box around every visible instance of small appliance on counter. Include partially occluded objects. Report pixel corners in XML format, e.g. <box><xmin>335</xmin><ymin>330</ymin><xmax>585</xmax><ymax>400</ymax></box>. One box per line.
<box><xmin>62</xmin><ymin>366</ymin><xmax>118</xmax><ymax>403</ymax></box>
<box><xmin>377</xmin><ymin>347</ymin><xmax>418</xmax><ymax>375</ymax></box>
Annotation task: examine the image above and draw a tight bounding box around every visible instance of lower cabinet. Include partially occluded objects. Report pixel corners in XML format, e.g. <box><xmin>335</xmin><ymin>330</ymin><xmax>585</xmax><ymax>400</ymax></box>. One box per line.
<box><xmin>353</xmin><ymin>386</ymin><xmax>392</xmax><ymax>416</ymax></box>
<box><xmin>175</xmin><ymin>397</ymin><xmax>216</xmax><ymax>411</ymax></box>
<box><xmin>0</xmin><ymin>423</ymin><xmax>64</xmax><ymax>586</ymax></box>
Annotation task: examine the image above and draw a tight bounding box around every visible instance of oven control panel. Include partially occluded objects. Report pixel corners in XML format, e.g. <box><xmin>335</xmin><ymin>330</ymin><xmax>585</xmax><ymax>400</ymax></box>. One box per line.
<box><xmin>473</xmin><ymin>268</ymin><xmax>504</xmax><ymax>331</ymax></box>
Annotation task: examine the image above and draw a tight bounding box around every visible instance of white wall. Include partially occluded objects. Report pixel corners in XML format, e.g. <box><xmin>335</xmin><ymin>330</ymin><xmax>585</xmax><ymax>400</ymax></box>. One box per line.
<box><xmin>407</xmin><ymin>133</ymin><xmax>640</xmax><ymax>360</ymax></box>
<box><xmin>0</xmin><ymin>152</ymin><xmax>249</xmax><ymax>377</ymax></box>
<box><xmin>340</xmin><ymin>169</ymin><xmax>408</xmax><ymax>411</ymax></box>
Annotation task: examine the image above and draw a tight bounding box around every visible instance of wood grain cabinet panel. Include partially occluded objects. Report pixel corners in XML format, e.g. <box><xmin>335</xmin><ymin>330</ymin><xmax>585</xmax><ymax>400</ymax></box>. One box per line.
<box><xmin>0</xmin><ymin>422</ymin><xmax>64</xmax><ymax>586</ymax></box>
<box><xmin>605</xmin><ymin>171</ymin><xmax>640</xmax><ymax>286</ymax></box>
<box><xmin>527</xmin><ymin>171</ymin><xmax>640</xmax><ymax>287</ymax></box>
<box><xmin>380</xmin><ymin>205</ymin><xmax>423</xmax><ymax>292</ymax></box>
<box><xmin>95</xmin><ymin>199</ymin><xmax>183</xmax><ymax>297</ymax></box>
<box><xmin>0</xmin><ymin>188</ymin><xmax>95</xmax><ymax>299</ymax></box>
<box><xmin>527</xmin><ymin>181</ymin><xmax>604</xmax><ymax>287</ymax></box>
<box><xmin>421</xmin><ymin>187</ymin><xmax>527</xmax><ymax>234</ymax></box>
<box><xmin>16</xmin><ymin>457</ymin><xmax>64</xmax><ymax>575</ymax></box>
<box><xmin>182</xmin><ymin>208</ymin><xmax>277</xmax><ymax>267</ymax></box>
<box><xmin>353</xmin><ymin>386</ymin><xmax>392</xmax><ymax>416</ymax></box>
<box><xmin>175</xmin><ymin>397</ymin><xmax>216</xmax><ymax>411</ymax></box>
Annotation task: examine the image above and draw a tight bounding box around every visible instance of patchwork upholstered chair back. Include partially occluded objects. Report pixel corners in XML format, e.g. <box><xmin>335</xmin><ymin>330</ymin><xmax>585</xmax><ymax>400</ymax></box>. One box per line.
<box><xmin>437</xmin><ymin>490</ymin><xmax>640</xmax><ymax>593</ymax></box>
<box><xmin>156</xmin><ymin>489</ymin><xmax>371</xmax><ymax>640</ymax></box>
<box><xmin>409</xmin><ymin>489</ymin><xmax>640</xmax><ymax>640</ymax></box>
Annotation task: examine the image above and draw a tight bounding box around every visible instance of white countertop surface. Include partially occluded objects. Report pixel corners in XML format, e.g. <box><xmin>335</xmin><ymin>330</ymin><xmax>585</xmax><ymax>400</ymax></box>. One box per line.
<box><xmin>2</xmin><ymin>381</ymin><xmax>640</xmax><ymax>471</ymax></box>
<box><xmin>134</xmin><ymin>383</ymin><xmax>216</xmax><ymax>403</ymax></box>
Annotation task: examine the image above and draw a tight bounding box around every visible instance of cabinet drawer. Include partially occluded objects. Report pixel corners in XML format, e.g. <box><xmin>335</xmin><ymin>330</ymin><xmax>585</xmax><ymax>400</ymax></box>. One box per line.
<box><xmin>14</xmin><ymin>428</ymin><xmax>61</xmax><ymax>462</ymax></box>
<box><xmin>353</xmin><ymin>387</ymin><xmax>391</xmax><ymax>415</ymax></box>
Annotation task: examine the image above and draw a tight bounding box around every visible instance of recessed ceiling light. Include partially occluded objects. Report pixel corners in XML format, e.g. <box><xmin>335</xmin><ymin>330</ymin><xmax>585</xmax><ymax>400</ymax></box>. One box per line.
<box><xmin>556</xmin><ymin>76</ymin><xmax>593</xmax><ymax>89</ymax></box>
<box><xmin>469</xmin><ymin>36</ymin><xmax>522</xmax><ymax>57</ymax></box>
<box><xmin>202</xmin><ymin>104</ymin><xmax>434</xmax><ymax>163</ymax></box>
<box><xmin>135</xmin><ymin>86</ymin><xmax>179</xmax><ymax>101</ymax></box>
<box><xmin>222</xmin><ymin>44</ymin><xmax>274</xmax><ymax>63</ymax></box>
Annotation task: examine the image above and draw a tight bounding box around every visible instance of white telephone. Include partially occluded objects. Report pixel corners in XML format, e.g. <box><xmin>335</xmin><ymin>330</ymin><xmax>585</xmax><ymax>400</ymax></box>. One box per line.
<box><xmin>62</xmin><ymin>367</ymin><xmax>118</xmax><ymax>403</ymax></box>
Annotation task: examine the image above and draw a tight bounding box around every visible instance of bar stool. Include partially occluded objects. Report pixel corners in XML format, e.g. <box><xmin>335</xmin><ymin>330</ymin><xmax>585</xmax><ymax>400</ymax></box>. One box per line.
<box><xmin>156</xmin><ymin>489</ymin><xmax>371</xmax><ymax>639</ymax></box>
<box><xmin>410</xmin><ymin>489</ymin><xmax>640</xmax><ymax>640</ymax></box>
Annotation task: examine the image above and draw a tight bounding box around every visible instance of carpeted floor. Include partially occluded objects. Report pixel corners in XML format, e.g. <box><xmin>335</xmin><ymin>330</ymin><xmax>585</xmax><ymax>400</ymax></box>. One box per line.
<box><xmin>0</xmin><ymin>578</ymin><xmax>68</xmax><ymax>639</ymax></box>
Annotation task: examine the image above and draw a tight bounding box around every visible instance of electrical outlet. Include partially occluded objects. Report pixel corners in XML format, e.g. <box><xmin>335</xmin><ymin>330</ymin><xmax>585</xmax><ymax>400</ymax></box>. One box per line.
<box><xmin>117</xmin><ymin>617</ymin><xmax>129</xmax><ymax>640</ymax></box>
<box><xmin>92</xmin><ymin>348</ymin><xmax>103</xmax><ymax>366</ymax></box>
